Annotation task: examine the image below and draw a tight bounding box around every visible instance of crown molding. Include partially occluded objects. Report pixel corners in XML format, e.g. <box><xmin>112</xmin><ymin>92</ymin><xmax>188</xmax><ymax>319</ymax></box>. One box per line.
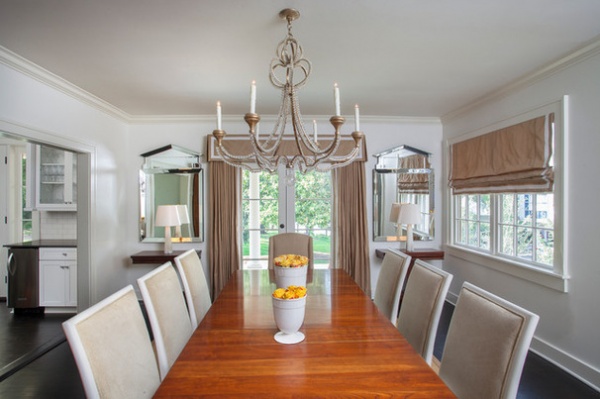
<box><xmin>441</xmin><ymin>36</ymin><xmax>600</xmax><ymax>123</ymax></box>
<box><xmin>0</xmin><ymin>45</ymin><xmax>132</xmax><ymax>122</ymax></box>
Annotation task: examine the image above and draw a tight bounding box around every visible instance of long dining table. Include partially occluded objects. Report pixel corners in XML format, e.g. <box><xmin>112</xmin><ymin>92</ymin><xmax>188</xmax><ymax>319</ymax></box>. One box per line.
<box><xmin>153</xmin><ymin>268</ymin><xmax>457</xmax><ymax>397</ymax></box>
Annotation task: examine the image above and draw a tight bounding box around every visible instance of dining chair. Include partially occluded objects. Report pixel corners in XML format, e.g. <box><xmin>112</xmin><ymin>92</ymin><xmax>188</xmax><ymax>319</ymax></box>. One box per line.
<box><xmin>138</xmin><ymin>262</ymin><xmax>194</xmax><ymax>380</ymax></box>
<box><xmin>62</xmin><ymin>285</ymin><xmax>161</xmax><ymax>399</ymax></box>
<box><xmin>268</xmin><ymin>232</ymin><xmax>314</xmax><ymax>269</ymax></box>
<box><xmin>396</xmin><ymin>259</ymin><xmax>453</xmax><ymax>365</ymax></box>
<box><xmin>174</xmin><ymin>249</ymin><xmax>212</xmax><ymax>328</ymax></box>
<box><xmin>373</xmin><ymin>249</ymin><xmax>411</xmax><ymax>325</ymax></box>
<box><xmin>438</xmin><ymin>282</ymin><xmax>539</xmax><ymax>399</ymax></box>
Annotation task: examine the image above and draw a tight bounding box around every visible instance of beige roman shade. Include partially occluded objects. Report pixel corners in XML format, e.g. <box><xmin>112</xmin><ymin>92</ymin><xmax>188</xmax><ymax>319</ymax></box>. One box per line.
<box><xmin>449</xmin><ymin>114</ymin><xmax>554</xmax><ymax>194</ymax></box>
<box><xmin>397</xmin><ymin>154</ymin><xmax>431</xmax><ymax>194</ymax></box>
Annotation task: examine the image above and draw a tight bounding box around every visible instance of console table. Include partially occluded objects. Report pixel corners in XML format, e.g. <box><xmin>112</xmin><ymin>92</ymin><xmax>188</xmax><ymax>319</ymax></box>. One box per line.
<box><xmin>130</xmin><ymin>250</ymin><xmax>201</xmax><ymax>264</ymax></box>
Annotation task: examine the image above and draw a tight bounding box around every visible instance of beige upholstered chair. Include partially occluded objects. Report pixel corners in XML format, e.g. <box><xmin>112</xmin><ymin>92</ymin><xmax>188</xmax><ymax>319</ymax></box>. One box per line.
<box><xmin>373</xmin><ymin>249</ymin><xmax>411</xmax><ymax>325</ymax></box>
<box><xmin>138</xmin><ymin>262</ymin><xmax>194</xmax><ymax>380</ymax></box>
<box><xmin>397</xmin><ymin>259</ymin><xmax>453</xmax><ymax>365</ymax></box>
<box><xmin>268</xmin><ymin>232</ymin><xmax>314</xmax><ymax>269</ymax></box>
<box><xmin>174</xmin><ymin>249</ymin><xmax>212</xmax><ymax>328</ymax></box>
<box><xmin>62</xmin><ymin>285</ymin><xmax>161</xmax><ymax>399</ymax></box>
<box><xmin>438</xmin><ymin>282</ymin><xmax>539</xmax><ymax>399</ymax></box>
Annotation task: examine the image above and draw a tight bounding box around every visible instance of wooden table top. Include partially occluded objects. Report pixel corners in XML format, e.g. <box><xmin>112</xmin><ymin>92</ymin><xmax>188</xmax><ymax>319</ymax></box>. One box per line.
<box><xmin>153</xmin><ymin>269</ymin><xmax>457</xmax><ymax>398</ymax></box>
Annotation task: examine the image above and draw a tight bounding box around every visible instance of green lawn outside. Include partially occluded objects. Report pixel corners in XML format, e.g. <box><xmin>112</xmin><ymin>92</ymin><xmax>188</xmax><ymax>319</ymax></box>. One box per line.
<box><xmin>242</xmin><ymin>234</ymin><xmax>331</xmax><ymax>258</ymax></box>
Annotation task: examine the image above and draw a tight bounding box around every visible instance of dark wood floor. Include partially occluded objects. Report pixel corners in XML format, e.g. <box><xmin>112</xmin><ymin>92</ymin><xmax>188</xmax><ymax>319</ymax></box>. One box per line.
<box><xmin>0</xmin><ymin>300</ymin><xmax>598</xmax><ymax>398</ymax></box>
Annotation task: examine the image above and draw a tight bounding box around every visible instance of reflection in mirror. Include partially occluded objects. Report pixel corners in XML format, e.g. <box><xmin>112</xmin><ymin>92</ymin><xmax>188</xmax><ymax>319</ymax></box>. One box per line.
<box><xmin>140</xmin><ymin>145</ymin><xmax>203</xmax><ymax>243</ymax></box>
<box><xmin>373</xmin><ymin>145</ymin><xmax>434</xmax><ymax>242</ymax></box>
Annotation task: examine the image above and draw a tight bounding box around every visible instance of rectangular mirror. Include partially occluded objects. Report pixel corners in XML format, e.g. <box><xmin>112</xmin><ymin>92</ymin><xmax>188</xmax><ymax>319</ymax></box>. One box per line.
<box><xmin>139</xmin><ymin>145</ymin><xmax>204</xmax><ymax>243</ymax></box>
<box><xmin>373</xmin><ymin>145</ymin><xmax>434</xmax><ymax>242</ymax></box>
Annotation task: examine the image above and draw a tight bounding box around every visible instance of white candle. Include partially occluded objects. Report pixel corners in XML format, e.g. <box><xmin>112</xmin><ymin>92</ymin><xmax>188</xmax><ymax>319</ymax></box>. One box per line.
<box><xmin>216</xmin><ymin>101</ymin><xmax>222</xmax><ymax>130</ymax></box>
<box><xmin>334</xmin><ymin>83</ymin><xmax>340</xmax><ymax>116</ymax></box>
<box><xmin>250</xmin><ymin>80</ymin><xmax>256</xmax><ymax>114</ymax></box>
<box><xmin>354</xmin><ymin>104</ymin><xmax>360</xmax><ymax>131</ymax></box>
<box><xmin>313</xmin><ymin>120</ymin><xmax>318</xmax><ymax>142</ymax></box>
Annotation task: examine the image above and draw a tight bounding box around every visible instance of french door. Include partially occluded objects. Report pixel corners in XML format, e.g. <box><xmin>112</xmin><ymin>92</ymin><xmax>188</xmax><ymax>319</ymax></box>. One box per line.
<box><xmin>242</xmin><ymin>165</ymin><xmax>332</xmax><ymax>269</ymax></box>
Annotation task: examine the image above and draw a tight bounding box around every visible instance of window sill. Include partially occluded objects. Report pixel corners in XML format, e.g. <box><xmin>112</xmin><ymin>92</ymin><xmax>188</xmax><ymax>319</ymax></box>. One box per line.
<box><xmin>445</xmin><ymin>245</ymin><xmax>569</xmax><ymax>292</ymax></box>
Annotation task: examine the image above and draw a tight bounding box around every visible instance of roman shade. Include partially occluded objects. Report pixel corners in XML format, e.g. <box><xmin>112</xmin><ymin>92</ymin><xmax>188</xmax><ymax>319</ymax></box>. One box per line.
<box><xmin>397</xmin><ymin>154</ymin><xmax>431</xmax><ymax>194</ymax></box>
<box><xmin>449</xmin><ymin>114</ymin><xmax>554</xmax><ymax>194</ymax></box>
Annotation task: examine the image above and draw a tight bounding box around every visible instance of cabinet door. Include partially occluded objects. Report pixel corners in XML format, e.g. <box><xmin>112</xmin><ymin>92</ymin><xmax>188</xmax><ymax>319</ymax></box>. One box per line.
<box><xmin>39</xmin><ymin>261</ymin><xmax>67</xmax><ymax>306</ymax></box>
<box><xmin>35</xmin><ymin>146</ymin><xmax>77</xmax><ymax>211</ymax></box>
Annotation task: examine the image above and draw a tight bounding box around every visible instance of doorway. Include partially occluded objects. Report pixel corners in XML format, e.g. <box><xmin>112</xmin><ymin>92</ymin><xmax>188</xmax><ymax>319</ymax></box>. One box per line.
<box><xmin>241</xmin><ymin>166</ymin><xmax>332</xmax><ymax>269</ymax></box>
<box><xmin>0</xmin><ymin>120</ymin><xmax>93</xmax><ymax>311</ymax></box>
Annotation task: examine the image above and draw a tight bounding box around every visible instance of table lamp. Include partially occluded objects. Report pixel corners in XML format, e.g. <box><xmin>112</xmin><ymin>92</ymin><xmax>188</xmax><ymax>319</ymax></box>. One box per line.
<box><xmin>155</xmin><ymin>205</ymin><xmax>181</xmax><ymax>254</ymax></box>
<box><xmin>175</xmin><ymin>205</ymin><xmax>190</xmax><ymax>241</ymax></box>
<box><xmin>397</xmin><ymin>203</ymin><xmax>421</xmax><ymax>252</ymax></box>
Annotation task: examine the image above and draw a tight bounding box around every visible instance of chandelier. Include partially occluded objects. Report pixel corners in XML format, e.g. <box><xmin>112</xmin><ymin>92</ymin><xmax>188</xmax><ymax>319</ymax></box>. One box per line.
<box><xmin>212</xmin><ymin>8</ymin><xmax>364</xmax><ymax>173</ymax></box>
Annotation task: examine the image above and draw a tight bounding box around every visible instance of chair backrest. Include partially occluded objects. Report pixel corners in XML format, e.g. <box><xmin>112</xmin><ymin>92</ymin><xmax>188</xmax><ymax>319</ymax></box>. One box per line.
<box><xmin>397</xmin><ymin>259</ymin><xmax>453</xmax><ymax>365</ymax></box>
<box><xmin>373</xmin><ymin>249</ymin><xmax>411</xmax><ymax>325</ymax></box>
<box><xmin>439</xmin><ymin>282</ymin><xmax>539</xmax><ymax>399</ymax></box>
<box><xmin>138</xmin><ymin>262</ymin><xmax>194</xmax><ymax>380</ymax></box>
<box><xmin>62</xmin><ymin>285</ymin><xmax>161</xmax><ymax>399</ymax></box>
<box><xmin>174</xmin><ymin>249</ymin><xmax>212</xmax><ymax>328</ymax></box>
<box><xmin>268</xmin><ymin>233</ymin><xmax>314</xmax><ymax>269</ymax></box>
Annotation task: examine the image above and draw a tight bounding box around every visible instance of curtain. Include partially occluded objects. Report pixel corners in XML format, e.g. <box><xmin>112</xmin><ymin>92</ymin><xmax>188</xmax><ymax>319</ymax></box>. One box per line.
<box><xmin>449</xmin><ymin>114</ymin><xmax>554</xmax><ymax>194</ymax></box>
<box><xmin>208</xmin><ymin>161</ymin><xmax>240</xmax><ymax>300</ymax></box>
<box><xmin>332</xmin><ymin>161</ymin><xmax>371</xmax><ymax>296</ymax></box>
<box><xmin>397</xmin><ymin>154</ymin><xmax>430</xmax><ymax>194</ymax></box>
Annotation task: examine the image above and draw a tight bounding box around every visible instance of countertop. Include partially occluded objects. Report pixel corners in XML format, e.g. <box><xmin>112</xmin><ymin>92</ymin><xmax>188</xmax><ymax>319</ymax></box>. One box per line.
<box><xmin>3</xmin><ymin>239</ymin><xmax>78</xmax><ymax>248</ymax></box>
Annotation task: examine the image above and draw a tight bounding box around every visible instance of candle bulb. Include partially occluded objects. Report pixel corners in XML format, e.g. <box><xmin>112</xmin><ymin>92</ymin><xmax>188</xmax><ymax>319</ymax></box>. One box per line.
<box><xmin>216</xmin><ymin>101</ymin><xmax>222</xmax><ymax>130</ymax></box>
<box><xmin>313</xmin><ymin>120</ymin><xmax>318</xmax><ymax>143</ymax></box>
<box><xmin>250</xmin><ymin>80</ymin><xmax>256</xmax><ymax>114</ymax></box>
<box><xmin>354</xmin><ymin>104</ymin><xmax>360</xmax><ymax>131</ymax></box>
<box><xmin>334</xmin><ymin>83</ymin><xmax>340</xmax><ymax>116</ymax></box>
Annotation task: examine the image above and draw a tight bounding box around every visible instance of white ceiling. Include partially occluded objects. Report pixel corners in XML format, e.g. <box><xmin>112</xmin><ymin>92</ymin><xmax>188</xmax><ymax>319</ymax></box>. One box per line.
<box><xmin>1</xmin><ymin>0</ymin><xmax>600</xmax><ymax>118</ymax></box>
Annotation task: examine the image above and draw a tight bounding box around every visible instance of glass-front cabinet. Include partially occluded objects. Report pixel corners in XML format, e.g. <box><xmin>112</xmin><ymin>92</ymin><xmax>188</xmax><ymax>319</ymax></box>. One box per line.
<box><xmin>35</xmin><ymin>145</ymin><xmax>77</xmax><ymax>210</ymax></box>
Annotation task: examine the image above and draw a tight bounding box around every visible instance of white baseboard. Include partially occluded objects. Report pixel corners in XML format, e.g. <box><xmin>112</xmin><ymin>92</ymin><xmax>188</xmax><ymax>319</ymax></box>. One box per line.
<box><xmin>530</xmin><ymin>337</ymin><xmax>600</xmax><ymax>393</ymax></box>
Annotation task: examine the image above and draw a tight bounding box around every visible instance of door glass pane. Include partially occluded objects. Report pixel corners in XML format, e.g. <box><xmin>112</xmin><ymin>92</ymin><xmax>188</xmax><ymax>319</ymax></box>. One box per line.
<box><xmin>295</xmin><ymin>171</ymin><xmax>332</xmax><ymax>269</ymax></box>
<box><xmin>242</xmin><ymin>170</ymin><xmax>279</xmax><ymax>268</ymax></box>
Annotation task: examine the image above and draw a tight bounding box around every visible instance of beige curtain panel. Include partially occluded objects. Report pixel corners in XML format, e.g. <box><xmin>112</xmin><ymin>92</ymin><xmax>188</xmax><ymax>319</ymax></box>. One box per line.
<box><xmin>449</xmin><ymin>114</ymin><xmax>554</xmax><ymax>194</ymax></box>
<box><xmin>333</xmin><ymin>161</ymin><xmax>371</xmax><ymax>297</ymax></box>
<box><xmin>208</xmin><ymin>161</ymin><xmax>241</xmax><ymax>300</ymax></box>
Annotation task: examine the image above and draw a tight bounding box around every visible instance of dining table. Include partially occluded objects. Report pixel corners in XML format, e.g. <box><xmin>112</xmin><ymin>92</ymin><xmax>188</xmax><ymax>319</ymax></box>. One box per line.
<box><xmin>153</xmin><ymin>268</ymin><xmax>457</xmax><ymax>398</ymax></box>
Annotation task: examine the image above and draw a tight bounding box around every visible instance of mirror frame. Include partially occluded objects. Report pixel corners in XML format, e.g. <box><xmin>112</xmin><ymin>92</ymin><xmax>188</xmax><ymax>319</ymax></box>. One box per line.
<box><xmin>372</xmin><ymin>145</ymin><xmax>434</xmax><ymax>242</ymax></box>
<box><xmin>139</xmin><ymin>145</ymin><xmax>204</xmax><ymax>243</ymax></box>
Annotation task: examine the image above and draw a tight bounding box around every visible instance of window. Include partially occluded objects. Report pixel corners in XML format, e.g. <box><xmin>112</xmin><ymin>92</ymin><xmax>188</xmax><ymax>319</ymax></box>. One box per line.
<box><xmin>454</xmin><ymin>193</ymin><xmax>553</xmax><ymax>268</ymax></box>
<box><xmin>448</xmin><ymin>98</ymin><xmax>566</xmax><ymax>290</ymax></box>
<box><xmin>21</xmin><ymin>153</ymin><xmax>32</xmax><ymax>241</ymax></box>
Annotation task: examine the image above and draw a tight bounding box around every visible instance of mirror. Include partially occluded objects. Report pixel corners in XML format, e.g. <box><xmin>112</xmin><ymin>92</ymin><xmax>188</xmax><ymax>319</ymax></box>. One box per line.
<box><xmin>373</xmin><ymin>145</ymin><xmax>434</xmax><ymax>242</ymax></box>
<box><xmin>139</xmin><ymin>145</ymin><xmax>203</xmax><ymax>243</ymax></box>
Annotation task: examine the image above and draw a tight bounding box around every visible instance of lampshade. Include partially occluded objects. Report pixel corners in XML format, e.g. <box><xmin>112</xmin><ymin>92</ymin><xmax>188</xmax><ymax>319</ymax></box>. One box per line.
<box><xmin>397</xmin><ymin>203</ymin><xmax>421</xmax><ymax>225</ymax></box>
<box><xmin>155</xmin><ymin>205</ymin><xmax>181</xmax><ymax>227</ymax></box>
<box><xmin>389</xmin><ymin>203</ymin><xmax>402</xmax><ymax>223</ymax></box>
<box><xmin>176</xmin><ymin>205</ymin><xmax>190</xmax><ymax>224</ymax></box>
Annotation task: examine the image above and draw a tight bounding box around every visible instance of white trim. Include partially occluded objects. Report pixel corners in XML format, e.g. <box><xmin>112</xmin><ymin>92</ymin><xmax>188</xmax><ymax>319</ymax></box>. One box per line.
<box><xmin>445</xmin><ymin>244</ymin><xmax>568</xmax><ymax>292</ymax></box>
<box><xmin>442</xmin><ymin>37</ymin><xmax>600</xmax><ymax>123</ymax></box>
<box><xmin>0</xmin><ymin>46</ymin><xmax>130</xmax><ymax>123</ymax></box>
<box><xmin>530</xmin><ymin>337</ymin><xmax>600</xmax><ymax>393</ymax></box>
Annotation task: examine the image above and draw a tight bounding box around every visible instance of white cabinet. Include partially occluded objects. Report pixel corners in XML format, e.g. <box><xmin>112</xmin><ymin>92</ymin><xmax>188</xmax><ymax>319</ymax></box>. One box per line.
<box><xmin>35</xmin><ymin>145</ymin><xmax>77</xmax><ymax>211</ymax></box>
<box><xmin>39</xmin><ymin>248</ymin><xmax>77</xmax><ymax>307</ymax></box>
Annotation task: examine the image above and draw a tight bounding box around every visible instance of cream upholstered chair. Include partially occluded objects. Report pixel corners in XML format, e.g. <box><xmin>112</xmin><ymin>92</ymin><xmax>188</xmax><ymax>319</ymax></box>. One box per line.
<box><xmin>397</xmin><ymin>259</ymin><xmax>452</xmax><ymax>365</ymax></box>
<box><xmin>138</xmin><ymin>262</ymin><xmax>194</xmax><ymax>380</ymax></box>
<box><xmin>62</xmin><ymin>285</ymin><xmax>161</xmax><ymax>399</ymax></box>
<box><xmin>268</xmin><ymin>232</ymin><xmax>314</xmax><ymax>269</ymax></box>
<box><xmin>174</xmin><ymin>249</ymin><xmax>212</xmax><ymax>328</ymax></box>
<box><xmin>373</xmin><ymin>249</ymin><xmax>411</xmax><ymax>325</ymax></box>
<box><xmin>438</xmin><ymin>282</ymin><xmax>539</xmax><ymax>399</ymax></box>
